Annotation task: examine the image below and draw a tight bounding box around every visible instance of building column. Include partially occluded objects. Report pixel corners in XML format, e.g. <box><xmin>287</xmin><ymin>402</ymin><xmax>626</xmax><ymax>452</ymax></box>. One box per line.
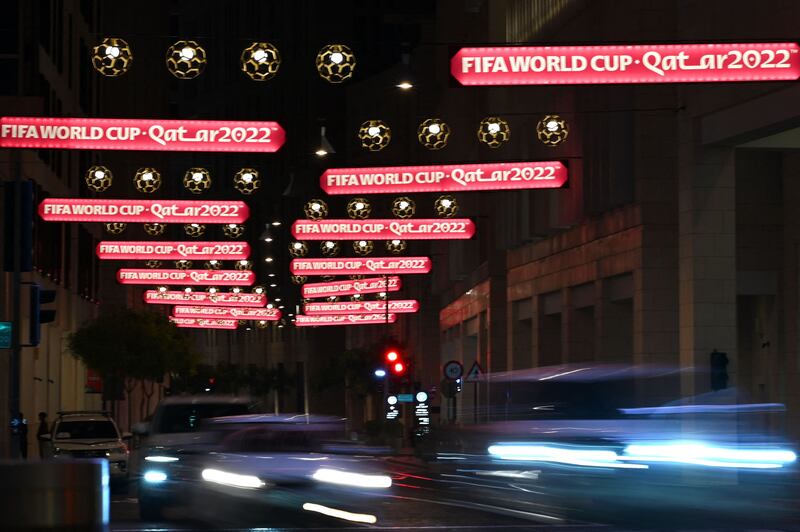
<box><xmin>678</xmin><ymin>137</ymin><xmax>737</xmax><ymax>396</ymax></box>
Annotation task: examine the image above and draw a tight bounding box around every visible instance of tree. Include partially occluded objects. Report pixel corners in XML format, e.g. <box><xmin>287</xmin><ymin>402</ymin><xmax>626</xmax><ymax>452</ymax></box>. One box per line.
<box><xmin>68</xmin><ymin>307</ymin><xmax>198</xmax><ymax>427</ymax></box>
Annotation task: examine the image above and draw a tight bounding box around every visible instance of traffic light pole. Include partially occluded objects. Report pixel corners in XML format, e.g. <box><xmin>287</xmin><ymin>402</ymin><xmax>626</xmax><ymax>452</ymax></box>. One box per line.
<box><xmin>9</xmin><ymin>151</ymin><xmax>22</xmax><ymax>459</ymax></box>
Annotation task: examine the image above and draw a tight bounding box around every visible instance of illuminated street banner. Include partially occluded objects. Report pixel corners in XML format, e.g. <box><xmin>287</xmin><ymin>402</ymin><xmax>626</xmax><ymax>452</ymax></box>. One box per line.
<box><xmin>294</xmin><ymin>313</ymin><xmax>397</xmax><ymax>327</ymax></box>
<box><xmin>291</xmin><ymin>257</ymin><xmax>431</xmax><ymax>276</ymax></box>
<box><xmin>303</xmin><ymin>276</ymin><xmax>401</xmax><ymax>299</ymax></box>
<box><xmin>321</xmin><ymin>161</ymin><xmax>567</xmax><ymax>194</ymax></box>
<box><xmin>173</xmin><ymin>306</ymin><xmax>281</xmax><ymax>320</ymax></box>
<box><xmin>117</xmin><ymin>269</ymin><xmax>254</xmax><ymax>286</ymax></box>
<box><xmin>39</xmin><ymin>199</ymin><xmax>249</xmax><ymax>223</ymax></box>
<box><xmin>0</xmin><ymin>117</ymin><xmax>285</xmax><ymax>152</ymax></box>
<box><xmin>97</xmin><ymin>241</ymin><xmax>250</xmax><ymax>260</ymax></box>
<box><xmin>170</xmin><ymin>317</ymin><xmax>238</xmax><ymax>330</ymax></box>
<box><xmin>144</xmin><ymin>290</ymin><xmax>266</xmax><ymax>307</ymax></box>
<box><xmin>451</xmin><ymin>43</ymin><xmax>800</xmax><ymax>86</ymax></box>
<box><xmin>304</xmin><ymin>299</ymin><xmax>419</xmax><ymax>315</ymax></box>
<box><xmin>293</xmin><ymin>219</ymin><xmax>475</xmax><ymax>240</ymax></box>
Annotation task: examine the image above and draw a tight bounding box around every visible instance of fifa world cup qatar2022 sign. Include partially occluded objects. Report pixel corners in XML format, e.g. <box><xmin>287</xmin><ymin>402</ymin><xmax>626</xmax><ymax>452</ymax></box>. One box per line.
<box><xmin>293</xmin><ymin>219</ymin><xmax>475</xmax><ymax>240</ymax></box>
<box><xmin>291</xmin><ymin>257</ymin><xmax>431</xmax><ymax>276</ymax></box>
<box><xmin>0</xmin><ymin>117</ymin><xmax>285</xmax><ymax>152</ymax></box>
<box><xmin>303</xmin><ymin>276</ymin><xmax>401</xmax><ymax>299</ymax></box>
<box><xmin>116</xmin><ymin>269</ymin><xmax>255</xmax><ymax>286</ymax></box>
<box><xmin>39</xmin><ymin>199</ymin><xmax>249</xmax><ymax>224</ymax></box>
<box><xmin>294</xmin><ymin>314</ymin><xmax>398</xmax><ymax>327</ymax></box>
<box><xmin>144</xmin><ymin>290</ymin><xmax>267</xmax><ymax>307</ymax></box>
<box><xmin>97</xmin><ymin>241</ymin><xmax>250</xmax><ymax>261</ymax></box>
<box><xmin>170</xmin><ymin>317</ymin><xmax>239</xmax><ymax>330</ymax></box>
<box><xmin>321</xmin><ymin>161</ymin><xmax>567</xmax><ymax>195</ymax></box>
<box><xmin>451</xmin><ymin>42</ymin><xmax>800</xmax><ymax>86</ymax></box>
<box><xmin>172</xmin><ymin>306</ymin><xmax>281</xmax><ymax>321</ymax></box>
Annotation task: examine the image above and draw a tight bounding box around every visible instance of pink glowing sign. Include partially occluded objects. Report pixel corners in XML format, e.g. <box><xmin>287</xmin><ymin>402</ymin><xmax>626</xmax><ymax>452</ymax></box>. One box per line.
<box><xmin>304</xmin><ymin>299</ymin><xmax>419</xmax><ymax>316</ymax></box>
<box><xmin>170</xmin><ymin>317</ymin><xmax>238</xmax><ymax>330</ymax></box>
<box><xmin>291</xmin><ymin>257</ymin><xmax>431</xmax><ymax>276</ymax></box>
<box><xmin>117</xmin><ymin>269</ymin><xmax>254</xmax><ymax>286</ymax></box>
<box><xmin>39</xmin><ymin>199</ymin><xmax>249</xmax><ymax>223</ymax></box>
<box><xmin>0</xmin><ymin>117</ymin><xmax>285</xmax><ymax>152</ymax></box>
<box><xmin>303</xmin><ymin>276</ymin><xmax>401</xmax><ymax>299</ymax></box>
<box><xmin>143</xmin><ymin>290</ymin><xmax>266</xmax><ymax>307</ymax></box>
<box><xmin>294</xmin><ymin>313</ymin><xmax>397</xmax><ymax>327</ymax></box>
<box><xmin>451</xmin><ymin>43</ymin><xmax>800</xmax><ymax>86</ymax></box>
<box><xmin>173</xmin><ymin>306</ymin><xmax>281</xmax><ymax>320</ymax></box>
<box><xmin>292</xmin><ymin>219</ymin><xmax>475</xmax><ymax>240</ymax></box>
<box><xmin>97</xmin><ymin>241</ymin><xmax>249</xmax><ymax>260</ymax></box>
<box><xmin>321</xmin><ymin>161</ymin><xmax>567</xmax><ymax>195</ymax></box>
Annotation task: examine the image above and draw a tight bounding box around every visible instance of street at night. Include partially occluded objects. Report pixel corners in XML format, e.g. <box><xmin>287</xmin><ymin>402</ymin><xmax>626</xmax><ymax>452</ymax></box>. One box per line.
<box><xmin>2</xmin><ymin>0</ymin><xmax>800</xmax><ymax>530</ymax></box>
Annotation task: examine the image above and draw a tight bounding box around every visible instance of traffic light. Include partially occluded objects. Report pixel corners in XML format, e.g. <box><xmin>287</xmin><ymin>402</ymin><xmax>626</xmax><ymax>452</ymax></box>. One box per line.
<box><xmin>384</xmin><ymin>347</ymin><xmax>407</xmax><ymax>376</ymax></box>
<box><xmin>29</xmin><ymin>283</ymin><xmax>56</xmax><ymax>347</ymax></box>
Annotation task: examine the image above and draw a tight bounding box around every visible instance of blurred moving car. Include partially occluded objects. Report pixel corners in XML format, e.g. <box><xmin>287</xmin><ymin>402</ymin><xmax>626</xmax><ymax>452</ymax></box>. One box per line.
<box><xmin>133</xmin><ymin>395</ymin><xmax>253</xmax><ymax>519</ymax></box>
<box><xmin>183</xmin><ymin>414</ymin><xmax>394</xmax><ymax>526</ymax></box>
<box><xmin>42</xmin><ymin>411</ymin><xmax>130</xmax><ymax>481</ymax></box>
<box><xmin>418</xmin><ymin>364</ymin><xmax>798</xmax><ymax>527</ymax></box>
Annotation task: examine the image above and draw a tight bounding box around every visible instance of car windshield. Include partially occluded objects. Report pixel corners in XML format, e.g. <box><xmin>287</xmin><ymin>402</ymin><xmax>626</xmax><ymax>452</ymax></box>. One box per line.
<box><xmin>157</xmin><ymin>404</ymin><xmax>250</xmax><ymax>434</ymax></box>
<box><xmin>55</xmin><ymin>420</ymin><xmax>118</xmax><ymax>439</ymax></box>
<box><xmin>220</xmin><ymin>426</ymin><xmax>344</xmax><ymax>452</ymax></box>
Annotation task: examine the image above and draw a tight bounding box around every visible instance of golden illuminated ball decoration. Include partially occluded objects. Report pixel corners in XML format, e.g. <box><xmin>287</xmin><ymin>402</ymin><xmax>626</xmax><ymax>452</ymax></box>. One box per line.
<box><xmin>104</xmin><ymin>222</ymin><xmax>126</xmax><ymax>235</ymax></box>
<box><xmin>91</xmin><ymin>37</ymin><xmax>133</xmax><ymax>77</ymax></box>
<box><xmin>85</xmin><ymin>166</ymin><xmax>113</xmax><ymax>192</ymax></box>
<box><xmin>291</xmin><ymin>275</ymin><xmax>308</xmax><ymax>285</ymax></box>
<box><xmin>316</xmin><ymin>44</ymin><xmax>356</xmax><ymax>83</ymax></box>
<box><xmin>320</xmin><ymin>240</ymin><xmax>340</xmax><ymax>257</ymax></box>
<box><xmin>417</xmin><ymin>118</ymin><xmax>450</xmax><ymax>150</ymax></box>
<box><xmin>326</xmin><ymin>296</ymin><xmax>339</xmax><ymax>303</ymax></box>
<box><xmin>477</xmin><ymin>116</ymin><xmax>510</xmax><ymax>148</ymax></box>
<box><xmin>175</xmin><ymin>260</ymin><xmax>192</xmax><ymax>270</ymax></box>
<box><xmin>434</xmin><ymin>195</ymin><xmax>459</xmax><ymax>218</ymax></box>
<box><xmin>184</xmin><ymin>223</ymin><xmax>206</xmax><ymax>238</ymax></box>
<box><xmin>353</xmin><ymin>240</ymin><xmax>374</xmax><ymax>256</ymax></box>
<box><xmin>143</xmin><ymin>222</ymin><xmax>166</xmax><ymax>236</ymax></box>
<box><xmin>223</xmin><ymin>223</ymin><xmax>245</xmax><ymax>239</ymax></box>
<box><xmin>183</xmin><ymin>168</ymin><xmax>212</xmax><ymax>194</ymax></box>
<box><xmin>145</xmin><ymin>260</ymin><xmax>162</xmax><ymax>269</ymax></box>
<box><xmin>289</xmin><ymin>241</ymin><xmax>309</xmax><ymax>257</ymax></box>
<box><xmin>385</xmin><ymin>239</ymin><xmax>407</xmax><ymax>254</ymax></box>
<box><xmin>391</xmin><ymin>196</ymin><xmax>416</xmax><ymax>218</ymax></box>
<box><xmin>166</xmin><ymin>40</ymin><xmax>207</xmax><ymax>79</ymax></box>
<box><xmin>235</xmin><ymin>259</ymin><xmax>253</xmax><ymax>271</ymax></box>
<box><xmin>134</xmin><ymin>167</ymin><xmax>162</xmax><ymax>193</ymax></box>
<box><xmin>205</xmin><ymin>260</ymin><xmax>222</xmax><ymax>270</ymax></box>
<box><xmin>358</xmin><ymin>120</ymin><xmax>391</xmax><ymax>151</ymax></box>
<box><xmin>376</xmin><ymin>292</ymin><xmax>388</xmax><ymax>301</ymax></box>
<box><xmin>240</xmin><ymin>42</ymin><xmax>281</xmax><ymax>81</ymax></box>
<box><xmin>304</xmin><ymin>199</ymin><xmax>329</xmax><ymax>220</ymax></box>
<box><xmin>349</xmin><ymin>274</ymin><xmax>365</xmax><ymax>280</ymax></box>
<box><xmin>252</xmin><ymin>285</ymin><xmax>266</xmax><ymax>295</ymax></box>
<box><xmin>233</xmin><ymin>168</ymin><xmax>260</xmax><ymax>195</ymax></box>
<box><xmin>321</xmin><ymin>276</ymin><xmax>336</xmax><ymax>282</ymax></box>
<box><xmin>256</xmin><ymin>320</ymin><xmax>270</xmax><ymax>330</ymax></box>
<box><xmin>536</xmin><ymin>115</ymin><xmax>569</xmax><ymax>146</ymax></box>
<box><xmin>346</xmin><ymin>197</ymin><xmax>371</xmax><ymax>220</ymax></box>
<box><xmin>350</xmin><ymin>294</ymin><xmax>362</xmax><ymax>302</ymax></box>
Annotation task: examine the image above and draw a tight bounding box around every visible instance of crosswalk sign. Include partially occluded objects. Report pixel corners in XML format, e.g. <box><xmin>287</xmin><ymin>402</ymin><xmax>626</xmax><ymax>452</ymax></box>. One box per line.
<box><xmin>465</xmin><ymin>361</ymin><xmax>482</xmax><ymax>382</ymax></box>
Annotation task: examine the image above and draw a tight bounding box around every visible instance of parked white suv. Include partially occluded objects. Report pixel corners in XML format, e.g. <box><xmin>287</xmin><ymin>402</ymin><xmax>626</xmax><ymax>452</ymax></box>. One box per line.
<box><xmin>44</xmin><ymin>411</ymin><xmax>131</xmax><ymax>481</ymax></box>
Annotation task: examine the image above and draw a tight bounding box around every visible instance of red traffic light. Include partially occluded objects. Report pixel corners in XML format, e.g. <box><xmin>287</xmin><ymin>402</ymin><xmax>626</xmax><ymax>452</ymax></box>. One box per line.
<box><xmin>392</xmin><ymin>361</ymin><xmax>406</xmax><ymax>375</ymax></box>
<box><xmin>385</xmin><ymin>350</ymin><xmax>399</xmax><ymax>362</ymax></box>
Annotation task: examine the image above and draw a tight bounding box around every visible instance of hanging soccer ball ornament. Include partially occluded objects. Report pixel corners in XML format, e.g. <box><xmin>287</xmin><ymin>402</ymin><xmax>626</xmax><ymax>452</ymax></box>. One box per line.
<box><xmin>85</xmin><ymin>166</ymin><xmax>113</xmax><ymax>192</ymax></box>
<box><xmin>353</xmin><ymin>240</ymin><xmax>374</xmax><ymax>256</ymax></box>
<box><xmin>205</xmin><ymin>260</ymin><xmax>222</xmax><ymax>270</ymax></box>
<box><xmin>91</xmin><ymin>37</ymin><xmax>133</xmax><ymax>77</ymax></box>
<box><xmin>183</xmin><ymin>168</ymin><xmax>212</xmax><ymax>194</ymax></box>
<box><xmin>104</xmin><ymin>222</ymin><xmax>126</xmax><ymax>235</ymax></box>
<box><xmin>235</xmin><ymin>259</ymin><xmax>253</xmax><ymax>271</ymax></box>
<box><xmin>143</xmin><ymin>222</ymin><xmax>166</xmax><ymax>236</ymax></box>
<box><xmin>320</xmin><ymin>241</ymin><xmax>340</xmax><ymax>257</ymax></box>
<box><xmin>392</xmin><ymin>197</ymin><xmax>416</xmax><ymax>218</ymax></box>
<box><xmin>145</xmin><ymin>260</ymin><xmax>162</xmax><ymax>269</ymax></box>
<box><xmin>134</xmin><ymin>167</ymin><xmax>162</xmax><ymax>193</ymax></box>
<box><xmin>322</xmin><ymin>277</ymin><xmax>336</xmax><ymax>283</ymax></box>
<box><xmin>346</xmin><ymin>197</ymin><xmax>371</xmax><ymax>220</ymax></box>
<box><xmin>233</xmin><ymin>168</ymin><xmax>260</xmax><ymax>195</ymax></box>
<box><xmin>166</xmin><ymin>40</ymin><xmax>206</xmax><ymax>79</ymax></box>
<box><xmin>289</xmin><ymin>241</ymin><xmax>309</xmax><ymax>257</ymax></box>
<box><xmin>385</xmin><ymin>239</ymin><xmax>407</xmax><ymax>254</ymax></box>
<box><xmin>175</xmin><ymin>260</ymin><xmax>192</xmax><ymax>270</ymax></box>
<box><xmin>350</xmin><ymin>275</ymin><xmax>365</xmax><ymax>280</ymax></box>
<box><xmin>291</xmin><ymin>275</ymin><xmax>308</xmax><ymax>285</ymax></box>
<box><xmin>240</xmin><ymin>42</ymin><xmax>281</xmax><ymax>81</ymax></box>
<box><xmin>223</xmin><ymin>224</ymin><xmax>245</xmax><ymax>239</ymax></box>
<box><xmin>477</xmin><ymin>116</ymin><xmax>510</xmax><ymax>148</ymax></box>
<box><xmin>536</xmin><ymin>115</ymin><xmax>569</xmax><ymax>146</ymax></box>
<box><xmin>435</xmin><ymin>195</ymin><xmax>459</xmax><ymax>218</ymax></box>
<box><xmin>417</xmin><ymin>118</ymin><xmax>450</xmax><ymax>150</ymax></box>
<box><xmin>256</xmin><ymin>320</ymin><xmax>270</xmax><ymax>330</ymax></box>
<box><xmin>316</xmin><ymin>44</ymin><xmax>356</xmax><ymax>83</ymax></box>
<box><xmin>358</xmin><ymin>120</ymin><xmax>391</xmax><ymax>151</ymax></box>
<box><xmin>304</xmin><ymin>199</ymin><xmax>329</xmax><ymax>220</ymax></box>
<box><xmin>184</xmin><ymin>223</ymin><xmax>206</xmax><ymax>238</ymax></box>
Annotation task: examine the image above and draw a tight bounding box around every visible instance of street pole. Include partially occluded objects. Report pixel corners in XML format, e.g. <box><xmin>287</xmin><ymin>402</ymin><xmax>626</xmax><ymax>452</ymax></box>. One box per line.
<box><xmin>9</xmin><ymin>151</ymin><xmax>22</xmax><ymax>459</ymax></box>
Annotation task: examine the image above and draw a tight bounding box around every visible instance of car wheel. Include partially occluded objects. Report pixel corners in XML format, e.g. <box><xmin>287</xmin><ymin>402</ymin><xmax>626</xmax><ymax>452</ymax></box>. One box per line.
<box><xmin>138</xmin><ymin>496</ymin><xmax>164</xmax><ymax>521</ymax></box>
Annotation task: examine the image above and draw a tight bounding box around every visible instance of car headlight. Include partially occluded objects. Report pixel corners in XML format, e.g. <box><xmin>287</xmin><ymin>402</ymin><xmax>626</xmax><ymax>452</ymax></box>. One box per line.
<box><xmin>144</xmin><ymin>455</ymin><xmax>179</xmax><ymax>463</ymax></box>
<box><xmin>201</xmin><ymin>468</ymin><xmax>265</xmax><ymax>489</ymax></box>
<box><xmin>107</xmin><ymin>443</ymin><xmax>129</xmax><ymax>456</ymax></box>
<box><xmin>312</xmin><ymin>468</ymin><xmax>392</xmax><ymax>488</ymax></box>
